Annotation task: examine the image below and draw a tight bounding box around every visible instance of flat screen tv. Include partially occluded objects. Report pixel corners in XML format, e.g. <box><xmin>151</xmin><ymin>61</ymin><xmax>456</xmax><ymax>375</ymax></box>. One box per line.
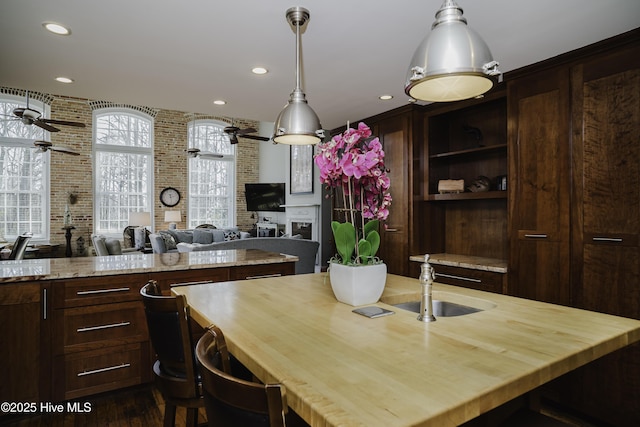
<box><xmin>245</xmin><ymin>183</ymin><xmax>286</xmax><ymax>212</ymax></box>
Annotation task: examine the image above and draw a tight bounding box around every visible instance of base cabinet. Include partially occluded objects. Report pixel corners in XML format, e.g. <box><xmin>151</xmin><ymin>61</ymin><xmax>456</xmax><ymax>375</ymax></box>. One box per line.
<box><xmin>0</xmin><ymin>282</ymin><xmax>50</xmax><ymax>404</ymax></box>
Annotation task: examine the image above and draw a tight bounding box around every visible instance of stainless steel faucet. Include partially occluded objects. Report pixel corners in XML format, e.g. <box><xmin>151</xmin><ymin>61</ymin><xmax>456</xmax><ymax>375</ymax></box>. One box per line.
<box><xmin>418</xmin><ymin>254</ymin><xmax>436</xmax><ymax>322</ymax></box>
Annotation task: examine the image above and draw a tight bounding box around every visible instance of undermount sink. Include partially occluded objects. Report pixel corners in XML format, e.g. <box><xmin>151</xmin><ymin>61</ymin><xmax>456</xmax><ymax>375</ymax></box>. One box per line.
<box><xmin>393</xmin><ymin>300</ymin><xmax>483</xmax><ymax>317</ymax></box>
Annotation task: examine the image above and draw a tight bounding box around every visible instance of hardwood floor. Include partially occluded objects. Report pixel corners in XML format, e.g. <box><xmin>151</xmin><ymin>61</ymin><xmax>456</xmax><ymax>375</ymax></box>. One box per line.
<box><xmin>0</xmin><ymin>385</ymin><xmax>206</xmax><ymax>427</ymax></box>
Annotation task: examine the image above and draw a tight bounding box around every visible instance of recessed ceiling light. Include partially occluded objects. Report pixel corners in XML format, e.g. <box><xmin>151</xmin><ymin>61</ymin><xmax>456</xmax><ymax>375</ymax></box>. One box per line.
<box><xmin>213</xmin><ymin>100</ymin><xmax>226</xmax><ymax>105</ymax></box>
<box><xmin>55</xmin><ymin>77</ymin><xmax>74</xmax><ymax>84</ymax></box>
<box><xmin>42</xmin><ymin>22</ymin><xmax>71</xmax><ymax>35</ymax></box>
<box><xmin>252</xmin><ymin>67</ymin><xmax>268</xmax><ymax>75</ymax></box>
<box><xmin>379</xmin><ymin>95</ymin><xmax>393</xmax><ymax>100</ymax></box>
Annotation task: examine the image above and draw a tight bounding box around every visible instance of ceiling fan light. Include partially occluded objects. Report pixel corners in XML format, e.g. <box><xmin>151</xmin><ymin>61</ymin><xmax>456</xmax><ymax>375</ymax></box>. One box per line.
<box><xmin>404</xmin><ymin>0</ymin><xmax>500</xmax><ymax>102</ymax></box>
<box><xmin>272</xmin><ymin>7</ymin><xmax>323</xmax><ymax>145</ymax></box>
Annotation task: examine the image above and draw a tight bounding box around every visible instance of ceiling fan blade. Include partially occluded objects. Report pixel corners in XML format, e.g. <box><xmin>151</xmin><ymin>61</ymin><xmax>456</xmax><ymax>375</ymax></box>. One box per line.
<box><xmin>243</xmin><ymin>134</ymin><xmax>271</xmax><ymax>142</ymax></box>
<box><xmin>33</xmin><ymin>120</ymin><xmax>60</xmax><ymax>132</ymax></box>
<box><xmin>41</xmin><ymin>118</ymin><xmax>86</xmax><ymax>128</ymax></box>
<box><xmin>50</xmin><ymin>146</ymin><xmax>81</xmax><ymax>156</ymax></box>
<box><xmin>236</xmin><ymin>127</ymin><xmax>258</xmax><ymax>135</ymax></box>
<box><xmin>199</xmin><ymin>152</ymin><xmax>224</xmax><ymax>159</ymax></box>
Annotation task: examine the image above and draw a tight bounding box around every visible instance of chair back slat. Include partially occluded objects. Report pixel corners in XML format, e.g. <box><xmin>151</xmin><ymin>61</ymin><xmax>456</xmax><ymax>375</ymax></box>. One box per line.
<box><xmin>196</xmin><ymin>326</ymin><xmax>288</xmax><ymax>427</ymax></box>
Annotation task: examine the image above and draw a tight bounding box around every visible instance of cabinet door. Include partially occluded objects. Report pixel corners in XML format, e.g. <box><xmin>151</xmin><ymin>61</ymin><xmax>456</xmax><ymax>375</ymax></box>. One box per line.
<box><xmin>376</xmin><ymin>113</ymin><xmax>411</xmax><ymax>276</ymax></box>
<box><xmin>574</xmin><ymin>45</ymin><xmax>640</xmax><ymax>317</ymax></box>
<box><xmin>0</xmin><ymin>282</ymin><xmax>50</xmax><ymax>403</ymax></box>
<box><xmin>508</xmin><ymin>67</ymin><xmax>571</xmax><ymax>304</ymax></box>
<box><xmin>565</xmin><ymin>43</ymin><xmax>640</xmax><ymax>427</ymax></box>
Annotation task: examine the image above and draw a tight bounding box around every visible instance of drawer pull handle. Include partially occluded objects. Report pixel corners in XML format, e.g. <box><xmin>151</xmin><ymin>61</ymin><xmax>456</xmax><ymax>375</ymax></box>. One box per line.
<box><xmin>385</xmin><ymin>228</ymin><xmax>398</xmax><ymax>232</ymax></box>
<box><xmin>436</xmin><ymin>273</ymin><xmax>482</xmax><ymax>283</ymax></box>
<box><xmin>524</xmin><ymin>234</ymin><xmax>548</xmax><ymax>239</ymax></box>
<box><xmin>77</xmin><ymin>287</ymin><xmax>130</xmax><ymax>296</ymax></box>
<box><xmin>592</xmin><ymin>237</ymin><xmax>623</xmax><ymax>243</ymax></box>
<box><xmin>245</xmin><ymin>274</ymin><xmax>282</xmax><ymax>280</ymax></box>
<box><xmin>77</xmin><ymin>363</ymin><xmax>131</xmax><ymax>377</ymax></box>
<box><xmin>77</xmin><ymin>321</ymin><xmax>131</xmax><ymax>333</ymax></box>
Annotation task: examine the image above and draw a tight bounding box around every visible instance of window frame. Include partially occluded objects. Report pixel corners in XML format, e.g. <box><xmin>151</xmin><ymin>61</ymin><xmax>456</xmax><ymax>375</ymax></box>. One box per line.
<box><xmin>187</xmin><ymin>119</ymin><xmax>236</xmax><ymax>229</ymax></box>
<box><xmin>92</xmin><ymin>107</ymin><xmax>154</xmax><ymax>238</ymax></box>
<box><xmin>0</xmin><ymin>94</ymin><xmax>51</xmax><ymax>243</ymax></box>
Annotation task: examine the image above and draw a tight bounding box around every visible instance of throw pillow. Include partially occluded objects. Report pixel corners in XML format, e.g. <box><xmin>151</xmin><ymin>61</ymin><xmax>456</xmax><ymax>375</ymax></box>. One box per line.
<box><xmin>158</xmin><ymin>231</ymin><xmax>177</xmax><ymax>251</ymax></box>
<box><xmin>169</xmin><ymin>230</ymin><xmax>193</xmax><ymax>244</ymax></box>
<box><xmin>223</xmin><ymin>230</ymin><xmax>241</xmax><ymax>241</ymax></box>
<box><xmin>193</xmin><ymin>229</ymin><xmax>214</xmax><ymax>244</ymax></box>
<box><xmin>212</xmin><ymin>229</ymin><xmax>225</xmax><ymax>242</ymax></box>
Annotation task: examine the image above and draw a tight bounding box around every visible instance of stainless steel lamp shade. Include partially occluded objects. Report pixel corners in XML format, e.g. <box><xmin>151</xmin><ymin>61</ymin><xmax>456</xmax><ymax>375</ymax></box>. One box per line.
<box><xmin>405</xmin><ymin>0</ymin><xmax>500</xmax><ymax>102</ymax></box>
<box><xmin>273</xmin><ymin>7</ymin><xmax>324</xmax><ymax>145</ymax></box>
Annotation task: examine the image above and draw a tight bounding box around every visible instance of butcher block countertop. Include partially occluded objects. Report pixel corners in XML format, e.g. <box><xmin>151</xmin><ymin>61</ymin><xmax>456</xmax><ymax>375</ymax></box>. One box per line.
<box><xmin>0</xmin><ymin>249</ymin><xmax>297</xmax><ymax>283</ymax></box>
<box><xmin>174</xmin><ymin>273</ymin><xmax>640</xmax><ymax>427</ymax></box>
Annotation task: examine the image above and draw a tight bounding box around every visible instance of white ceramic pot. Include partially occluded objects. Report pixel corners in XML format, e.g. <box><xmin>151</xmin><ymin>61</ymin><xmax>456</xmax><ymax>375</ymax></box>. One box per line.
<box><xmin>329</xmin><ymin>262</ymin><xmax>387</xmax><ymax>306</ymax></box>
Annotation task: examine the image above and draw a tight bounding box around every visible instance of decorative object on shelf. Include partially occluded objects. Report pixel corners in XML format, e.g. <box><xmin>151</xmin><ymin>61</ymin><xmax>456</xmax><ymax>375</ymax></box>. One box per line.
<box><xmin>160</xmin><ymin>187</ymin><xmax>181</xmax><ymax>207</ymax></box>
<box><xmin>272</xmin><ymin>7</ymin><xmax>324</xmax><ymax>145</ymax></box>
<box><xmin>462</xmin><ymin>124</ymin><xmax>484</xmax><ymax>147</ymax></box>
<box><xmin>164</xmin><ymin>210</ymin><xmax>181</xmax><ymax>230</ymax></box>
<box><xmin>438</xmin><ymin>179</ymin><xmax>465</xmax><ymax>194</ymax></box>
<box><xmin>467</xmin><ymin>176</ymin><xmax>491</xmax><ymax>192</ymax></box>
<box><xmin>405</xmin><ymin>0</ymin><xmax>500</xmax><ymax>102</ymax></box>
<box><xmin>315</xmin><ymin>122</ymin><xmax>392</xmax><ymax>305</ymax></box>
<box><xmin>290</xmin><ymin>144</ymin><xmax>314</xmax><ymax>194</ymax></box>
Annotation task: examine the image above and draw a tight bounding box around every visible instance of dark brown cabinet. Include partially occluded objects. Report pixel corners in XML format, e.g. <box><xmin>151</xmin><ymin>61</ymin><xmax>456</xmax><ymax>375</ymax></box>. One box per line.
<box><xmin>507</xmin><ymin>67</ymin><xmax>571</xmax><ymax>305</ymax></box>
<box><xmin>559</xmin><ymin>39</ymin><xmax>640</xmax><ymax>426</ymax></box>
<box><xmin>0</xmin><ymin>282</ymin><xmax>51</xmax><ymax>404</ymax></box>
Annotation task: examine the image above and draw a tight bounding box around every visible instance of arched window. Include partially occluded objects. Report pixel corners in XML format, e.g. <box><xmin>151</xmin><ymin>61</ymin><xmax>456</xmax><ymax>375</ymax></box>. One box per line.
<box><xmin>187</xmin><ymin>120</ymin><xmax>235</xmax><ymax>228</ymax></box>
<box><xmin>93</xmin><ymin>108</ymin><xmax>154</xmax><ymax>236</ymax></box>
<box><xmin>0</xmin><ymin>93</ymin><xmax>50</xmax><ymax>241</ymax></box>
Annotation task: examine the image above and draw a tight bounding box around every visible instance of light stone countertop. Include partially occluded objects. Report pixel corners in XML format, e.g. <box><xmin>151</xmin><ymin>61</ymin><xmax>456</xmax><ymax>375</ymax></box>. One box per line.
<box><xmin>410</xmin><ymin>253</ymin><xmax>508</xmax><ymax>273</ymax></box>
<box><xmin>0</xmin><ymin>249</ymin><xmax>297</xmax><ymax>283</ymax></box>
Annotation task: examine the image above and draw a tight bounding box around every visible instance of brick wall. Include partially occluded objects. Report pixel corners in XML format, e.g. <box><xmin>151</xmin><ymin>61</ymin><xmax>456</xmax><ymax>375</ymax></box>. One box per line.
<box><xmin>43</xmin><ymin>93</ymin><xmax>260</xmax><ymax>252</ymax></box>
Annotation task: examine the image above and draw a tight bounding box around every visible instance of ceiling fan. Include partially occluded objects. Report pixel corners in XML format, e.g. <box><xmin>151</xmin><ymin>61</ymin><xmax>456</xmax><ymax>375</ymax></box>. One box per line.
<box><xmin>1</xmin><ymin>91</ymin><xmax>86</xmax><ymax>132</ymax></box>
<box><xmin>34</xmin><ymin>140</ymin><xmax>80</xmax><ymax>156</ymax></box>
<box><xmin>185</xmin><ymin>147</ymin><xmax>223</xmax><ymax>159</ymax></box>
<box><xmin>223</xmin><ymin>126</ymin><xmax>270</xmax><ymax>145</ymax></box>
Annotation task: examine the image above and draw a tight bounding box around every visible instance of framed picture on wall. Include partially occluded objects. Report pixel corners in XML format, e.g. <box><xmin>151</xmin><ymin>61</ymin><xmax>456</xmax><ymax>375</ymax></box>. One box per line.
<box><xmin>290</xmin><ymin>145</ymin><xmax>314</xmax><ymax>194</ymax></box>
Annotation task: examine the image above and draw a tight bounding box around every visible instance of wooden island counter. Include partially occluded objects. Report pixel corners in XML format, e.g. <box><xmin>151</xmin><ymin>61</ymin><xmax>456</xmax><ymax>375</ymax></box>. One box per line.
<box><xmin>174</xmin><ymin>273</ymin><xmax>640</xmax><ymax>427</ymax></box>
<box><xmin>0</xmin><ymin>249</ymin><xmax>296</xmax><ymax>405</ymax></box>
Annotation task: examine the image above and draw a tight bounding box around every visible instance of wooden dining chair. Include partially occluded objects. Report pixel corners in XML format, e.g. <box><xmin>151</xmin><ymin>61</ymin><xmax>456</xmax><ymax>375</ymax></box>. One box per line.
<box><xmin>195</xmin><ymin>325</ymin><xmax>308</xmax><ymax>427</ymax></box>
<box><xmin>140</xmin><ymin>280</ymin><xmax>204</xmax><ymax>427</ymax></box>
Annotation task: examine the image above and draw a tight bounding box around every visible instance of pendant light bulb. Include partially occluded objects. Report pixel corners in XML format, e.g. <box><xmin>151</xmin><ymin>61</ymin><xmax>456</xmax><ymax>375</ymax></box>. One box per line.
<box><xmin>404</xmin><ymin>0</ymin><xmax>500</xmax><ymax>102</ymax></box>
<box><xmin>273</xmin><ymin>7</ymin><xmax>324</xmax><ymax>145</ymax></box>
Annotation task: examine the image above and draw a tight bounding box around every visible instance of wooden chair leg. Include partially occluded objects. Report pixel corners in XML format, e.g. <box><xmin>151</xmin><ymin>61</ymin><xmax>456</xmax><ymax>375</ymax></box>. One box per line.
<box><xmin>186</xmin><ymin>407</ymin><xmax>199</xmax><ymax>427</ymax></box>
<box><xmin>163</xmin><ymin>403</ymin><xmax>177</xmax><ymax>427</ymax></box>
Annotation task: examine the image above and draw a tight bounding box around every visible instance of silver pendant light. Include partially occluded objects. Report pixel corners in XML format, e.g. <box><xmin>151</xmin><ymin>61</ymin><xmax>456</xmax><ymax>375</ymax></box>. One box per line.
<box><xmin>272</xmin><ymin>7</ymin><xmax>324</xmax><ymax>145</ymax></box>
<box><xmin>405</xmin><ymin>0</ymin><xmax>500</xmax><ymax>102</ymax></box>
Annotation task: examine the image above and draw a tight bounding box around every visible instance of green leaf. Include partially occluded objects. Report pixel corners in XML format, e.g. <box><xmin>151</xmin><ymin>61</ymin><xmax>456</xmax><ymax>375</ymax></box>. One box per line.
<box><xmin>363</xmin><ymin>220</ymin><xmax>379</xmax><ymax>238</ymax></box>
<box><xmin>333</xmin><ymin>222</ymin><xmax>356</xmax><ymax>264</ymax></box>
<box><xmin>366</xmin><ymin>230</ymin><xmax>380</xmax><ymax>258</ymax></box>
<box><xmin>358</xmin><ymin>239</ymin><xmax>372</xmax><ymax>264</ymax></box>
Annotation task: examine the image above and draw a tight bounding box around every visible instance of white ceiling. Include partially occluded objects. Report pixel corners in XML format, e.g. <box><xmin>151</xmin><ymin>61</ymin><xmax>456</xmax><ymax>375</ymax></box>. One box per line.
<box><xmin>1</xmin><ymin>0</ymin><xmax>639</xmax><ymax>131</ymax></box>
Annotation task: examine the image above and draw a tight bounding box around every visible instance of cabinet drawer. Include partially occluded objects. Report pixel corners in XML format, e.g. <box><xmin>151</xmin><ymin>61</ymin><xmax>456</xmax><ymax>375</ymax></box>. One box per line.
<box><xmin>149</xmin><ymin>268</ymin><xmax>229</xmax><ymax>293</ymax></box>
<box><xmin>433</xmin><ymin>265</ymin><xmax>505</xmax><ymax>294</ymax></box>
<box><xmin>54</xmin><ymin>274</ymin><xmax>148</xmax><ymax>308</ymax></box>
<box><xmin>55</xmin><ymin>301</ymin><xmax>148</xmax><ymax>354</ymax></box>
<box><xmin>229</xmin><ymin>263</ymin><xmax>294</xmax><ymax>280</ymax></box>
<box><xmin>54</xmin><ymin>342</ymin><xmax>150</xmax><ymax>401</ymax></box>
